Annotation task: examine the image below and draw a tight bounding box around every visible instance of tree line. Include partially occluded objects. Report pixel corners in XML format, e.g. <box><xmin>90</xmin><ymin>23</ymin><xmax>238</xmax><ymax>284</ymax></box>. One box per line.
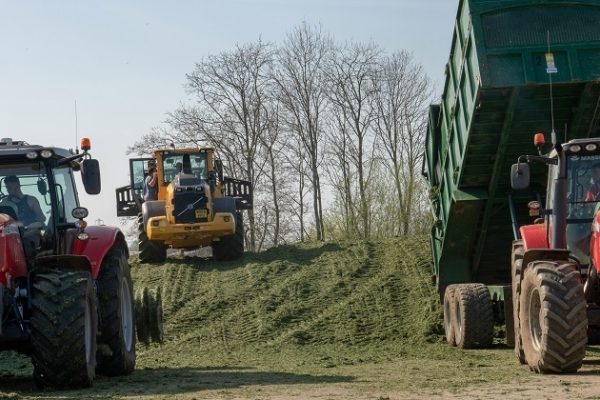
<box><xmin>128</xmin><ymin>22</ymin><xmax>433</xmax><ymax>251</ymax></box>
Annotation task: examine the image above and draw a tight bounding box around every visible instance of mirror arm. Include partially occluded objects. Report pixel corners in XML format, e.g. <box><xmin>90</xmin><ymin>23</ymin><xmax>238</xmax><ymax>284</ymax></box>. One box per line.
<box><xmin>57</xmin><ymin>151</ymin><xmax>89</xmax><ymax>166</ymax></box>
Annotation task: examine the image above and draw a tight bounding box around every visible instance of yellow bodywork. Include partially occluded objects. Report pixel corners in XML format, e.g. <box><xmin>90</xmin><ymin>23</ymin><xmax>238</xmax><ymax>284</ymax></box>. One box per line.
<box><xmin>145</xmin><ymin>147</ymin><xmax>235</xmax><ymax>249</ymax></box>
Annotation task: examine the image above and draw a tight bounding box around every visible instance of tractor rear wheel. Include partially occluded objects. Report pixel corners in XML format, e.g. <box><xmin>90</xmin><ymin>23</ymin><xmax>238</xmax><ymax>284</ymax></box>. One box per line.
<box><xmin>511</xmin><ymin>241</ymin><xmax>526</xmax><ymax>364</ymax></box>
<box><xmin>138</xmin><ymin>213</ymin><xmax>167</xmax><ymax>264</ymax></box>
<box><xmin>30</xmin><ymin>269</ymin><xmax>97</xmax><ymax>388</ymax></box>
<box><xmin>212</xmin><ymin>212</ymin><xmax>244</xmax><ymax>261</ymax></box>
<box><xmin>96</xmin><ymin>245</ymin><xmax>136</xmax><ymax>376</ymax></box>
<box><xmin>443</xmin><ymin>285</ymin><xmax>457</xmax><ymax>346</ymax></box>
<box><xmin>520</xmin><ymin>261</ymin><xmax>587</xmax><ymax>373</ymax></box>
<box><xmin>452</xmin><ymin>283</ymin><xmax>494</xmax><ymax>349</ymax></box>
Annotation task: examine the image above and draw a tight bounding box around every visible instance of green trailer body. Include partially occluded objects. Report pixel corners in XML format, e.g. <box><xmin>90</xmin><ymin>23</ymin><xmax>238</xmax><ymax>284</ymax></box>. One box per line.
<box><xmin>424</xmin><ymin>0</ymin><xmax>600</xmax><ymax>293</ymax></box>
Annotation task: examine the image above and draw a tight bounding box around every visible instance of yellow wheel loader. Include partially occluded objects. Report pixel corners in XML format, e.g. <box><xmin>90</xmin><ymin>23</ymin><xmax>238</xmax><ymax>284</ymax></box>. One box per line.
<box><xmin>116</xmin><ymin>147</ymin><xmax>252</xmax><ymax>263</ymax></box>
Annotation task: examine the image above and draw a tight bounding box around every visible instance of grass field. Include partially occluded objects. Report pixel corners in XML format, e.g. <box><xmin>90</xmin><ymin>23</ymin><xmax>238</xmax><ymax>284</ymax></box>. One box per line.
<box><xmin>2</xmin><ymin>237</ymin><xmax>600</xmax><ymax>399</ymax></box>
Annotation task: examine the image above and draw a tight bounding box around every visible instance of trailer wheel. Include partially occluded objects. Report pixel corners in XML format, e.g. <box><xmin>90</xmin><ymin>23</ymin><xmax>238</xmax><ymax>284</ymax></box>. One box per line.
<box><xmin>511</xmin><ymin>241</ymin><xmax>526</xmax><ymax>364</ymax></box>
<box><xmin>452</xmin><ymin>284</ymin><xmax>494</xmax><ymax>349</ymax></box>
<box><xmin>138</xmin><ymin>213</ymin><xmax>167</xmax><ymax>264</ymax></box>
<box><xmin>443</xmin><ymin>285</ymin><xmax>457</xmax><ymax>346</ymax></box>
<box><xmin>30</xmin><ymin>269</ymin><xmax>97</xmax><ymax>388</ymax></box>
<box><xmin>520</xmin><ymin>261</ymin><xmax>587</xmax><ymax>373</ymax></box>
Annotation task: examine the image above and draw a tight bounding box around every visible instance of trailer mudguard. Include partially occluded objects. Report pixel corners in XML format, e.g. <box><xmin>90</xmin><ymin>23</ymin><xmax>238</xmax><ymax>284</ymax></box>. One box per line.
<box><xmin>71</xmin><ymin>226</ymin><xmax>128</xmax><ymax>279</ymax></box>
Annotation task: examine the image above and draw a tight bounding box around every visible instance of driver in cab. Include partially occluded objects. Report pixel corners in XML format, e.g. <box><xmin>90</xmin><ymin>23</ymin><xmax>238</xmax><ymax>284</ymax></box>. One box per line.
<box><xmin>2</xmin><ymin>175</ymin><xmax>46</xmax><ymax>226</ymax></box>
<box><xmin>585</xmin><ymin>164</ymin><xmax>600</xmax><ymax>202</ymax></box>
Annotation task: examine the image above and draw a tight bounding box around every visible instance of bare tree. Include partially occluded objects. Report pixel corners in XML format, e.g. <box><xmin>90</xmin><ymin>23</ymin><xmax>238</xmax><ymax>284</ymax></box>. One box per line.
<box><xmin>273</xmin><ymin>22</ymin><xmax>332</xmax><ymax>241</ymax></box>
<box><xmin>373</xmin><ymin>51</ymin><xmax>432</xmax><ymax>236</ymax></box>
<box><xmin>326</xmin><ymin>41</ymin><xmax>380</xmax><ymax>238</ymax></box>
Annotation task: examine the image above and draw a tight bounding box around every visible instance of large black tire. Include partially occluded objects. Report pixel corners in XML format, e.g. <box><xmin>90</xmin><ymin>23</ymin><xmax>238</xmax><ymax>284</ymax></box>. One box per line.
<box><xmin>511</xmin><ymin>241</ymin><xmax>526</xmax><ymax>364</ymax></box>
<box><xmin>30</xmin><ymin>269</ymin><xmax>97</xmax><ymax>388</ymax></box>
<box><xmin>443</xmin><ymin>285</ymin><xmax>457</xmax><ymax>346</ymax></box>
<box><xmin>96</xmin><ymin>245</ymin><xmax>136</xmax><ymax>376</ymax></box>
<box><xmin>452</xmin><ymin>283</ymin><xmax>494</xmax><ymax>349</ymax></box>
<box><xmin>138</xmin><ymin>213</ymin><xmax>167</xmax><ymax>264</ymax></box>
<box><xmin>520</xmin><ymin>261</ymin><xmax>587</xmax><ymax>373</ymax></box>
<box><xmin>212</xmin><ymin>212</ymin><xmax>244</xmax><ymax>261</ymax></box>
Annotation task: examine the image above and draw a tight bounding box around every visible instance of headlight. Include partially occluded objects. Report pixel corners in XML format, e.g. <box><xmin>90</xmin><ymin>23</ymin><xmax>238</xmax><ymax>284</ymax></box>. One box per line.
<box><xmin>586</xmin><ymin>144</ymin><xmax>598</xmax><ymax>152</ymax></box>
<box><xmin>570</xmin><ymin>145</ymin><xmax>582</xmax><ymax>153</ymax></box>
<box><xmin>40</xmin><ymin>149</ymin><xmax>53</xmax><ymax>158</ymax></box>
<box><xmin>26</xmin><ymin>151</ymin><xmax>38</xmax><ymax>159</ymax></box>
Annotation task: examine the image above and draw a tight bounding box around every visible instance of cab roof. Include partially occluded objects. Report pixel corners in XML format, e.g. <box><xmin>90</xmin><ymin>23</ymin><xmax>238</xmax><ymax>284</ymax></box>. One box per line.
<box><xmin>0</xmin><ymin>138</ymin><xmax>74</xmax><ymax>160</ymax></box>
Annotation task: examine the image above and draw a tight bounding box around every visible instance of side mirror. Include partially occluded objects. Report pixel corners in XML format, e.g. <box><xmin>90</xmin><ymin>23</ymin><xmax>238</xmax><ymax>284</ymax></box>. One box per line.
<box><xmin>81</xmin><ymin>159</ymin><xmax>101</xmax><ymax>195</ymax></box>
<box><xmin>511</xmin><ymin>163</ymin><xmax>530</xmax><ymax>190</ymax></box>
<box><xmin>37</xmin><ymin>179</ymin><xmax>48</xmax><ymax>196</ymax></box>
<box><xmin>72</xmin><ymin>207</ymin><xmax>89</xmax><ymax>220</ymax></box>
<box><xmin>215</xmin><ymin>159</ymin><xmax>224</xmax><ymax>182</ymax></box>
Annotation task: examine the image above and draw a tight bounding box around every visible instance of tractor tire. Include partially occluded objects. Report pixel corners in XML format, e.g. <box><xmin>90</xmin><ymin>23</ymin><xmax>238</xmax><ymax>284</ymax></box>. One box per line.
<box><xmin>511</xmin><ymin>241</ymin><xmax>526</xmax><ymax>364</ymax></box>
<box><xmin>519</xmin><ymin>261</ymin><xmax>587</xmax><ymax>373</ymax></box>
<box><xmin>148</xmin><ymin>287</ymin><xmax>165</xmax><ymax>343</ymax></box>
<box><xmin>30</xmin><ymin>269</ymin><xmax>97</xmax><ymax>388</ymax></box>
<box><xmin>443</xmin><ymin>285</ymin><xmax>457</xmax><ymax>346</ymax></box>
<box><xmin>135</xmin><ymin>287</ymin><xmax>151</xmax><ymax>345</ymax></box>
<box><xmin>212</xmin><ymin>212</ymin><xmax>244</xmax><ymax>261</ymax></box>
<box><xmin>452</xmin><ymin>283</ymin><xmax>494</xmax><ymax>349</ymax></box>
<box><xmin>96</xmin><ymin>245</ymin><xmax>136</xmax><ymax>376</ymax></box>
<box><xmin>138</xmin><ymin>213</ymin><xmax>167</xmax><ymax>264</ymax></box>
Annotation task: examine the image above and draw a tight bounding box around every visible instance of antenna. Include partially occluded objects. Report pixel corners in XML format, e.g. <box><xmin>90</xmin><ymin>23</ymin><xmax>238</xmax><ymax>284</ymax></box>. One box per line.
<box><xmin>74</xmin><ymin>100</ymin><xmax>79</xmax><ymax>153</ymax></box>
<box><xmin>547</xmin><ymin>31</ymin><xmax>557</xmax><ymax>146</ymax></box>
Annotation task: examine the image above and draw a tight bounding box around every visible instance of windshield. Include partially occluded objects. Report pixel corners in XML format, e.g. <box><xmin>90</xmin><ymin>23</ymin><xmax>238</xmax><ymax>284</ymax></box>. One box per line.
<box><xmin>566</xmin><ymin>154</ymin><xmax>600</xmax><ymax>264</ymax></box>
<box><xmin>0</xmin><ymin>163</ymin><xmax>79</xmax><ymax>230</ymax></box>
<box><xmin>162</xmin><ymin>152</ymin><xmax>208</xmax><ymax>183</ymax></box>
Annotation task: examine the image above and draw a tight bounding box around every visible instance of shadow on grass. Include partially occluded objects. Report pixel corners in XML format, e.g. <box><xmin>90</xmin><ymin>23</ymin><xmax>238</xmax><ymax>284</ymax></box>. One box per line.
<box><xmin>0</xmin><ymin>367</ymin><xmax>354</xmax><ymax>398</ymax></box>
<box><xmin>169</xmin><ymin>242</ymin><xmax>343</xmax><ymax>272</ymax></box>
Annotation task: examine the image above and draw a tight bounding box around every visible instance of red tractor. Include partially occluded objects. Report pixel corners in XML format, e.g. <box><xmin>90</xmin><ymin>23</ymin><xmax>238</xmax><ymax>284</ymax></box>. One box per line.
<box><xmin>0</xmin><ymin>138</ymin><xmax>160</xmax><ymax>388</ymax></box>
<box><xmin>511</xmin><ymin>133</ymin><xmax>600</xmax><ymax>373</ymax></box>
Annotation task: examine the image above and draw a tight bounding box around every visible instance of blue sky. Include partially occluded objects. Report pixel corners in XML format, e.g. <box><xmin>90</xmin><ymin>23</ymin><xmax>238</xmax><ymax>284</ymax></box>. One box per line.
<box><xmin>0</xmin><ymin>0</ymin><xmax>457</xmax><ymax>227</ymax></box>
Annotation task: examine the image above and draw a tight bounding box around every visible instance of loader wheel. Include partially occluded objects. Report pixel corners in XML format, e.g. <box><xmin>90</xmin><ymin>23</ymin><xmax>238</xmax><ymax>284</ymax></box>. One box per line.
<box><xmin>520</xmin><ymin>261</ymin><xmax>587</xmax><ymax>373</ymax></box>
<box><xmin>135</xmin><ymin>287</ymin><xmax>151</xmax><ymax>345</ymax></box>
<box><xmin>138</xmin><ymin>214</ymin><xmax>167</xmax><ymax>264</ymax></box>
<box><xmin>96</xmin><ymin>245</ymin><xmax>136</xmax><ymax>376</ymax></box>
<box><xmin>452</xmin><ymin>284</ymin><xmax>494</xmax><ymax>349</ymax></box>
<box><xmin>30</xmin><ymin>269</ymin><xmax>97</xmax><ymax>388</ymax></box>
<box><xmin>443</xmin><ymin>285</ymin><xmax>457</xmax><ymax>346</ymax></box>
<box><xmin>212</xmin><ymin>212</ymin><xmax>244</xmax><ymax>261</ymax></box>
<box><xmin>511</xmin><ymin>241</ymin><xmax>526</xmax><ymax>364</ymax></box>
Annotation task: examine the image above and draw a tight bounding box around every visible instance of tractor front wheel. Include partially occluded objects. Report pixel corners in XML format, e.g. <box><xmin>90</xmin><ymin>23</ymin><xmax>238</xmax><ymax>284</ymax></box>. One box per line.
<box><xmin>96</xmin><ymin>245</ymin><xmax>136</xmax><ymax>376</ymax></box>
<box><xmin>520</xmin><ymin>261</ymin><xmax>587</xmax><ymax>373</ymax></box>
<box><xmin>30</xmin><ymin>269</ymin><xmax>97</xmax><ymax>388</ymax></box>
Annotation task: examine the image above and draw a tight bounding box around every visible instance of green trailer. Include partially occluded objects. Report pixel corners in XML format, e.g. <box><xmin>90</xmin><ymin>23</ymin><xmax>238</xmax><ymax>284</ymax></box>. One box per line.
<box><xmin>423</xmin><ymin>0</ymin><xmax>600</xmax><ymax>370</ymax></box>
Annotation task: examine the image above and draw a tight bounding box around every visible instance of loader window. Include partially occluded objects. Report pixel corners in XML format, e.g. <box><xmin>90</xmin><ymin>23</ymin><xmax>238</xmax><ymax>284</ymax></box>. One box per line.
<box><xmin>162</xmin><ymin>153</ymin><xmax>207</xmax><ymax>183</ymax></box>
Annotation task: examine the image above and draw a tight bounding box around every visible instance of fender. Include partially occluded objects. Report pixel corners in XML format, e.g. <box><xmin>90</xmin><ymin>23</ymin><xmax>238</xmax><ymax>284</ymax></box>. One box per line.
<box><xmin>592</xmin><ymin>213</ymin><xmax>600</xmax><ymax>273</ymax></box>
<box><xmin>71</xmin><ymin>226</ymin><xmax>127</xmax><ymax>279</ymax></box>
<box><xmin>520</xmin><ymin>224</ymin><xmax>549</xmax><ymax>251</ymax></box>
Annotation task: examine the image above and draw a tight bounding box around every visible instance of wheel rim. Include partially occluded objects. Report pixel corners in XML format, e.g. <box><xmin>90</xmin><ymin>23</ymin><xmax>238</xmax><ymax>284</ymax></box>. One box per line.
<box><xmin>121</xmin><ymin>279</ymin><xmax>134</xmax><ymax>352</ymax></box>
<box><xmin>454</xmin><ymin>298</ymin><xmax>462</xmax><ymax>335</ymax></box>
<box><xmin>528</xmin><ymin>287</ymin><xmax>543</xmax><ymax>352</ymax></box>
<box><xmin>444</xmin><ymin>297</ymin><xmax>451</xmax><ymax>331</ymax></box>
<box><xmin>84</xmin><ymin>298</ymin><xmax>93</xmax><ymax>365</ymax></box>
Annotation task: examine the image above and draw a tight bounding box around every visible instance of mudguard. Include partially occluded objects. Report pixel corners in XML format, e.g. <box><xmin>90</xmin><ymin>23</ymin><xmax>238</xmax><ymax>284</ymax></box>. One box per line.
<box><xmin>71</xmin><ymin>226</ymin><xmax>127</xmax><ymax>279</ymax></box>
<box><xmin>519</xmin><ymin>224</ymin><xmax>548</xmax><ymax>251</ymax></box>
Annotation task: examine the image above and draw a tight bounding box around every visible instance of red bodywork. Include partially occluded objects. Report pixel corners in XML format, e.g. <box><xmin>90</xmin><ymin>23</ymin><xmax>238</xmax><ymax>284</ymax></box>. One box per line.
<box><xmin>520</xmin><ymin>224</ymin><xmax>549</xmax><ymax>251</ymax></box>
<box><xmin>0</xmin><ymin>215</ymin><xmax>27</xmax><ymax>288</ymax></box>
<box><xmin>591</xmin><ymin>213</ymin><xmax>600</xmax><ymax>273</ymax></box>
<box><xmin>71</xmin><ymin>226</ymin><xmax>124</xmax><ymax>279</ymax></box>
